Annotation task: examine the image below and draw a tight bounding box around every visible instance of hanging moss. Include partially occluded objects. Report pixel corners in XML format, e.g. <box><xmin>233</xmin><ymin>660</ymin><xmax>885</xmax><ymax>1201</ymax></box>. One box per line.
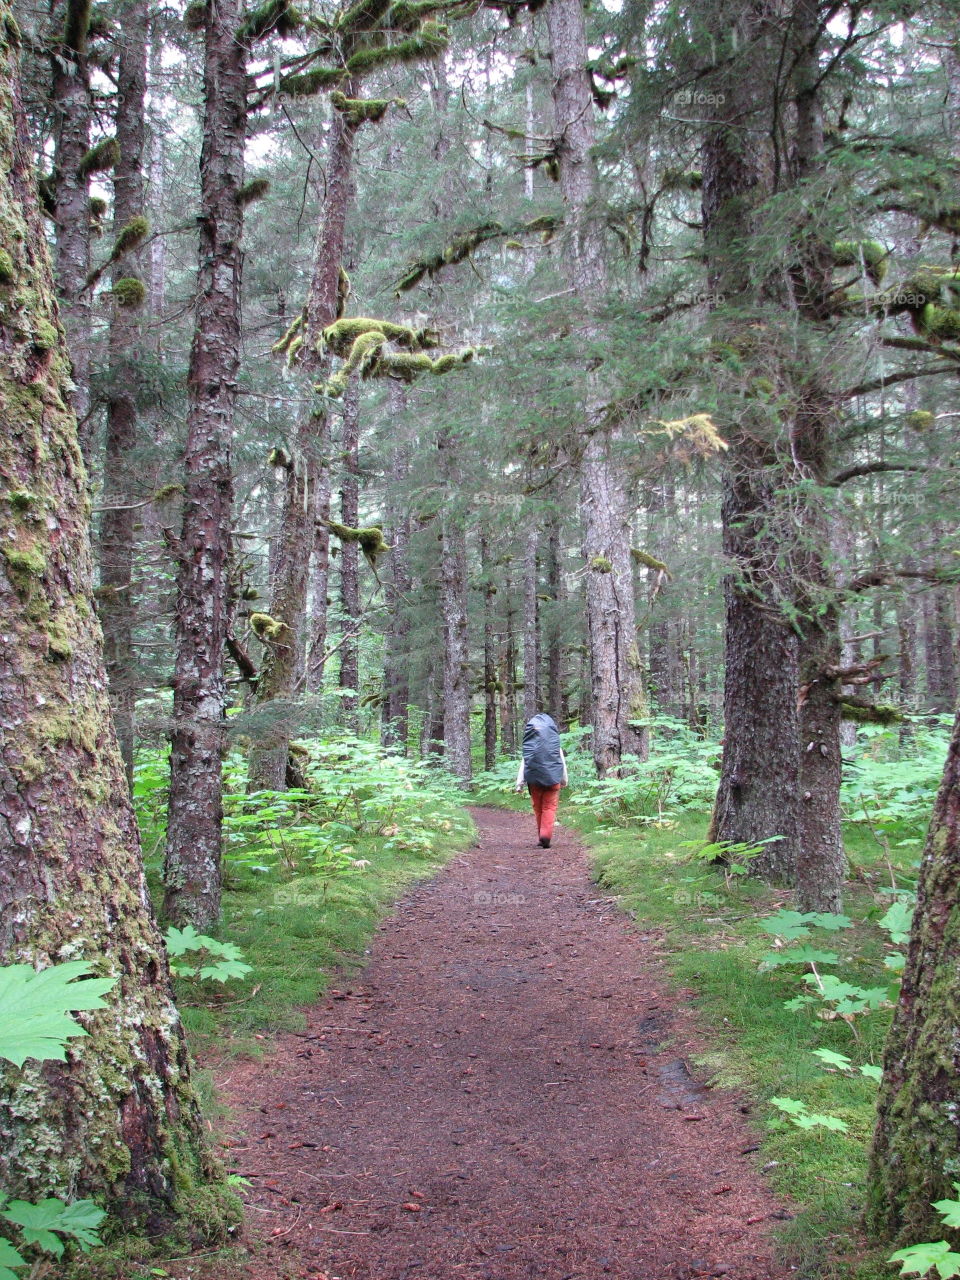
<box><xmin>272</xmin><ymin>311</ymin><xmax>304</xmax><ymax>362</ymax></box>
<box><xmin>505</xmin><ymin>239</ymin><xmax>524</xmax><ymax>251</ymax></box>
<box><xmin>0</xmin><ymin>248</ymin><xmax>13</xmax><ymax>284</ymax></box>
<box><xmin>378</xmin><ymin>347</ymin><xmax>473</xmax><ymax>381</ymax></box>
<box><xmin>278</xmin><ymin>65</ymin><xmax>344</xmax><ymax>97</ymax></box>
<box><xmin>661</xmin><ymin>168</ymin><xmax>702</xmax><ymax>192</ymax></box>
<box><xmin>77</xmin><ymin>136</ymin><xmax>120</xmax><ymax>180</ymax></box>
<box><xmin>330</xmin><ymin>90</ymin><xmax>390</xmax><ymax>125</ymax></box>
<box><xmin>832</xmin><ymin>239</ymin><xmax>888</xmax><ymax>286</ymax></box>
<box><xmin>183</xmin><ymin>0</ymin><xmax>207</xmax><ymax>29</ymax></box>
<box><xmin>344</xmin><ymin>20</ymin><xmax>447</xmax><ymax>75</ymax></box>
<box><xmin>2</xmin><ymin>543</ymin><xmax>46</xmax><ymax>589</ymax></box>
<box><xmin>237</xmin><ymin>177</ymin><xmax>270</xmax><ymax>206</ymax></box>
<box><xmin>325</xmin><ymin>521</ymin><xmax>390</xmax><ymax>566</ymax></box>
<box><xmin>590</xmin><ymin>556</ymin><xmax>613</xmax><ymax>573</ymax></box>
<box><xmin>153</xmin><ymin>483</ymin><xmax>183</xmax><ymax>502</ymax></box>
<box><xmin>630</xmin><ymin>548</ymin><xmax>670</xmax><ymax>574</ymax></box>
<box><xmin>237</xmin><ymin>0</ymin><xmax>301</xmax><ymax>40</ymax></box>
<box><xmin>250</xmin><ymin>612</ymin><xmax>289</xmax><ymax>641</ymax></box>
<box><xmin>89</xmin><ymin>194</ymin><xmax>107</xmax><ymax>223</ymax></box>
<box><xmin>336</xmin><ymin>265</ymin><xmax>350</xmax><ymax>320</ymax></box>
<box><xmin>906</xmin><ymin>410</ymin><xmax>935</xmax><ymax>432</ymax></box>
<box><xmin>111</xmin><ymin>276</ymin><xmax>146</xmax><ymax>308</ymax></box>
<box><xmin>112</xmin><ymin>214</ymin><xmax>149</xmax><ymax>257</ymax></box>
<box><xmin>267</xmin><ymin>446</ymin><xmax>291</xmax><ymax>468</ymax></box>
<box><xmin>241</xmin><ymin>585</ymin><xmax>260</xmax><ymax>601</ymax></box>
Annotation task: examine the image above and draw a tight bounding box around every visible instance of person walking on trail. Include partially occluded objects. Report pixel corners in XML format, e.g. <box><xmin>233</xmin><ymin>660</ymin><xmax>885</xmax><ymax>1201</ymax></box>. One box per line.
<box><xmin>515</xmin><ymin>712</ymin><xmax>568</xmax><ymax>848</ymax></box>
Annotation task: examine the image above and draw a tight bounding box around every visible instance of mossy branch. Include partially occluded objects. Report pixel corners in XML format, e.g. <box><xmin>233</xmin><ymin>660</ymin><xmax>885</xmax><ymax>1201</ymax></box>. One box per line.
<box><xmin>237</xmin><ymin>177</ymin><xmax>271</xmax><ymax>207</ymax></box>
<box><xmin>77</xmin><ymin>136</ymin><xmax>120</xmax><ymax>180</ymax></box>
<box><xmin>393</xmin><ymin>213</ymin><xmax>561</xmax><ymax>293</ymax></box>
<box><xmin>250</xmin><ymin>612</ymin><xmax>290</xmax><ymax>642</ymax></box>
<box><xmin>330</xmin><ymin>90</ymin><xmax>390</xmax><ymax>125</ymax></box>
<box><xmin>631</xmin><ymin>548</ymin><xmax>671</xmax><ymax>576</ymax></box>
<box><xmin>323</xmin><ymin>520</ymin><xmax>390</xmax><ymax>566</ymax></box>
<box><xmin>838</xmin><ymin>698</ymin><xmax>902</xmax><ymax>725</ymax></box>
<box><xmin>85</xmin><ymin>215</ymin><xmax>149</xmax><ymax>290</ymax></box>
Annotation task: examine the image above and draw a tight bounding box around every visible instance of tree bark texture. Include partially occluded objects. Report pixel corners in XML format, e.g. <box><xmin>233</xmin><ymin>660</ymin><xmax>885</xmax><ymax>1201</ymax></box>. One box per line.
<box><xmin>701</xmin><ymin>0</ymin><xmax>800</xmax><ymax>881</ymax></box>
<box><xmin>522</xmin><ymin>522</ymin><xmax>539</xmax><ymax>721</ymax></box>
<box><xmin>338</xmin><ymin>377</ymin><xmax>361</xmax><ymax>730</ymax></box>
<box><xmin>98</xmin><ymin>0</ymin><xmax>148</xmax><ymax>786</ymax></box>
<box><xmin>249</xmin><ymin>98</ymin><xmax>359</xmax><ymax>786</ymax></box>
<box><xmin>381</xmin><ymin>386</ymin><xmax>411</xmax><ymax>751</ymax></box>
<box><xmin>0</xmin><ymin>18</ymin><xmax>215</xmax><ymax>1226</ymax></box>
<box><xmin>481</xmin><ymin>532</ymin><xmax>498</xmax><ymax>770</ymax></box>
<box><xmin>49</xmin><ymin>0</ymin><xmax>93</xmax><ymax>457</ymax></box>
<box><xmin>545</xmin><ymin>509</ymin><xmax>565</xmax><ymax>728</ymax></box>
<box><xmin>546</xmin><ymin>0</ymin><xmax>644</xmax><ymax>775</ymax></box>
<box><xmin>439</xmin><ymin>445</ymin><xmax>472</xmax><ymax>783</ymax></box>
<box><xmin>164</xmin><ymin>0</ymin><xmax>246</xmax><ymax>928</ymax></box>
<box><xmin>866</xmin><ymin>700</ymin><xmax>960</xmax><ymax>1242</ymax></box>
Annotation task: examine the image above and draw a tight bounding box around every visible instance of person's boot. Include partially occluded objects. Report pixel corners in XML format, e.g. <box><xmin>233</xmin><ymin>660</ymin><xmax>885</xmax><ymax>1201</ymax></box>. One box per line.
<box><xmin>539</xmin><ymin>836</ymin><xmax>551</xmax><ymax>848</ymax></box>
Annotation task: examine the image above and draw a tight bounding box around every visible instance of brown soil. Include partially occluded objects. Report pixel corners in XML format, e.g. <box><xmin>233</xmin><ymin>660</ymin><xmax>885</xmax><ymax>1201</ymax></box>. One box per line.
<box><xmin>218</xmin><ymin>807</ymin><xmax>793</xmax><ymax>1280</ymax></box>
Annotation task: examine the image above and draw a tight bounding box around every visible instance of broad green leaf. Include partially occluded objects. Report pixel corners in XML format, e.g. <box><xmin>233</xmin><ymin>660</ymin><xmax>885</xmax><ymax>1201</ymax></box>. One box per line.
<box><xmin>770</xmin><ymin>1096</ymin><xmax>808</xmax><ymax>1116</ymax></box>
<box><xmin>0</xmin><ymin>963</ymin><xmax>116</xmax><ymax>1067</ymax></box>
<box><xmin>0</xmin><ymin>1237</ymin><xmax>27</xmax><ymax>1278</ymax></box>
<box><xmin>860</xmin><ymin>1064</ymin><xmax>883</xmax><ymax>1082</ymax></box>
<box><xmin>879</xmin><ymin>900</ymin><xmax>915</xmax><ymax>946</ymax></box>
<box><xmin>933</xmin><ymin>1190</ymin><xmax>960</xmax><ymax>1229</ymax></box>
<box><xmin>759</xmin><ymin>910</ymin><xmax>812</xmax><ymax>941</ymax></box>
<box><xmin>791</xmin><ymin>1112</ymin><xmax>849</xmax><ymax>1132</ymax></box>
<box><xmin>889</xmin><ymin>1241</ymin><xmax>960</xmax><ymax>1278</ymax></box>
<box><xmin>805</xmin><ymin>912</ymin><xmax>853</xmax><ymax>932</ymax></box>
<box><xmin>759</xmin><ymin>947</ymin><xmax>839</xmax><ymax>972</ymax></box>
<box><xmin>885</xmin><ymin>953</ymin><xmax>907</xmax><ymax>972</ymax></box>
<box><xmin>1</xmin><ymin>1198</ymin><xmax>105</xmax><ymax>1256</ymax></box>
<box><xmin>813</xmin><ymin>1048</ymin><xmax>852</xmax><ymax>1070</ymax></box>
<box><xmin>197</xmin><ymin>959</ymin><xmax>252</xmax><ymax>983</ymax></box>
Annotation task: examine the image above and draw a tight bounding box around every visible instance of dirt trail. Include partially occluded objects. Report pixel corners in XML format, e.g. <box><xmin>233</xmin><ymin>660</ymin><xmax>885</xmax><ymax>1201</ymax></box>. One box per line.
<box><xmin>219</xmin><ymin>807</ymin><xmax>792</xmax><ymax>1280</ymax></box>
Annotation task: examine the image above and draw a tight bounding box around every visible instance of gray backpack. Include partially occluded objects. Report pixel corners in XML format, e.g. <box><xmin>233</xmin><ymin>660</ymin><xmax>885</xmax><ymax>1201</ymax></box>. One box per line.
<box><xmin>522</xmin><ymin>714</ymin><xmax>564</xmax><ymax>787</ymax></box>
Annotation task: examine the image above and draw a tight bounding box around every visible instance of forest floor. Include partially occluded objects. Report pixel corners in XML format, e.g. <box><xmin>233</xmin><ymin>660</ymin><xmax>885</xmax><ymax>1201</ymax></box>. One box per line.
<box><xmin>215</xmin><ymin>807</ymin><xmax>794</xmax><ymax>1280</ymax></box>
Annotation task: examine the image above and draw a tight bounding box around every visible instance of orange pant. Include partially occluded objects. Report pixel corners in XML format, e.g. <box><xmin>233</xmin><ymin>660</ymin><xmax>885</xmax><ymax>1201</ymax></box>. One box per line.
<box><xmin>528</xmin><ymin>783</ymin><xmax>561</xmax><ymax>841</ymax></box>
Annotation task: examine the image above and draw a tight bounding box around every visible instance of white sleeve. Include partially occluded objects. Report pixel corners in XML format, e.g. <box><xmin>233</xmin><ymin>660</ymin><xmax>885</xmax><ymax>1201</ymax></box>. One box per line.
<box><xmin>560</xmin><ymin>748</ymin><xmax>568</xmax><ymax>785</ymax></box>
<box><xmin>516</xmin><ymin>757</ymin><xmax>525</xmax><ymax>787</ymax></box>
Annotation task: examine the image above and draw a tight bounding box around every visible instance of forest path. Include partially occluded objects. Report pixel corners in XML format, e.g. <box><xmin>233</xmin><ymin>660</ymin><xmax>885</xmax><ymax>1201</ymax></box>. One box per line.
<box><xmin>219</xmin><ymin>807</ymin><xmax>792</xmax><ymax>1280</ymax></box>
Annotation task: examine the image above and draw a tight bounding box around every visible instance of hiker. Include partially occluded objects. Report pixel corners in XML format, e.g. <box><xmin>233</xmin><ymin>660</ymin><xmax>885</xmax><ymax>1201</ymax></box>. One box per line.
<box><xmin>514</xmin><ymin>712</ymin><xmax>568</xmax><ymax>848</ymax></box>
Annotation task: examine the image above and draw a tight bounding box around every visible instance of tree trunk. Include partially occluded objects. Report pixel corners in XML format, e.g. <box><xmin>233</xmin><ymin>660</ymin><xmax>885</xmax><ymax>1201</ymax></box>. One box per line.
<box><xmin>338</xmin><ymin>377</ymin><xmax>361</xmax><ymax>730</ymax></box>
<box><xmin>500</xmin><ymin>581</ymin><xmax>517</xmax><ymax>755</ymax></box>
<box><xmin>545</xmin><ymin>509</ymin><xmax>564</xmax><ymax>728</ymax></box>
<box><xmin>381</xmin><ymin>386</ymin><xmax>411</xmax><ymax>751</ymax></box>
<box><xmin>796</xmin><ymin>607</ymin><xmax>845</xmax><ymax>912</ymax></box>
<box><xmin>439</xmin><ymin>455</ymin><xmax>472</xmax><ymax>783</ymax></box>
<box><xmin>481</xmin><ymin>532</ymin><xmax>498</xmax><ymax>770</ymax></box>
<box><xmin>98</xmin><ymin>0</ymin><xmax>148</xmax><ymax>787</ymax></box>
<box><xmin>0</xmin><ymin>19</ymin><xmax>216</xmax><ymax>1226</ymax></box>
<box><xmin>866</xmin><ymin>699</ymin><xmax>960</xmax><ymax>1242</ymax></box>
<box><xmin>49</xmin><ymin>0</ymin><xmax>93</xmax><ymax>459</ymax></box>
<box><xmin>924</xmin><ymin>577</ymin><xmax>957</xmax><ymax>713</ymax></box>
<box><xmin>701</xmin><ymin>0</ymin><xmax>800</xmax><ymax>881</ymax></box>
<box><xmin>305</xmin><ymin>457</ymin><xmax>332</xmax><ymax>695</ymax></box>
<box><xmin>163</xmin><ymin>0</ymin><xmax>246</xmax><ymax>929</ymax></box>
<box><xmin>522</xmin><ymin>521</ymin><xmax>539</xmax><ymax>720</ymax></box>
<box><xmin>546</xmin><ymin>0</ymin><xmax>645</xmax><ymax>775</ymax></box>
<box><xmin>647</xmin><ymin>481</ymin><xmax>681</xmax><ymax>719</ymax></box>
<box><xmin>249</xmin><ymin>96</ymin><xmax>359</xmax><ymax>786</ymax></box>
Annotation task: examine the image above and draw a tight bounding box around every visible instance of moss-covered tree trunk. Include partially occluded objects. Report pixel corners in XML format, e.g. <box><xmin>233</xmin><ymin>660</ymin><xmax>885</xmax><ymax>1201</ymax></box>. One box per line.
<box><xmin>48</xmin><ymin>0</ymin><xmax>93</xmax><ymax>458</ymax></box>
<box><xmin>866</xmin><ymin>700</ymin><xmax>960</xmax><ymax>1242</ymax></box>
<box><xmin>0</xmin><ymin>8</ymin><xmax>221</xmax><ymax>1228</ymax></box>
<box><xmin>163</xmin><ymin>0</ymin><xmax>246</xmax><ymax>928</ymax></box>
<box><xmin>98</xmin><ymin>0</ymin><xmax>148</xmax><ymax>786</ymax></box>
<box><xmin>545</xmin><ymin>0</ymin><xmax>646</xmax><ymax>776</ymax></box>
<box><xmin>481</xmin><ymin>530</ymin><xmax>498</xmax><ymax>770</ymax></box>
<box><xmin>248</xmin><ymin>97</ymin><xmax>360</xmax><ymax>790</ymax></box>
<box><xmin>545</xmin><ymin>509</ymin><xmax>565</xmax><ymax>728</ymax></box>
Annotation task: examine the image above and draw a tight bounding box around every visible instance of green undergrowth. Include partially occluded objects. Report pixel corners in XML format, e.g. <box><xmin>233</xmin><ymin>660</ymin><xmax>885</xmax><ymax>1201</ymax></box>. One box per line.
<box><xmin>136</xmin><ymin>737</ymin><xmax>474</xmax><ymax>1057</ymax></box>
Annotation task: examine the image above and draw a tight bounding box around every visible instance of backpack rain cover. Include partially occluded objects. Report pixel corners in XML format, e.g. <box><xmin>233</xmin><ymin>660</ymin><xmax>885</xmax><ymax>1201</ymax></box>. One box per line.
<box><xmin>522</xmin><ymin>713</ymin><xmax>564</xmax><ymax>787</ymax></box>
